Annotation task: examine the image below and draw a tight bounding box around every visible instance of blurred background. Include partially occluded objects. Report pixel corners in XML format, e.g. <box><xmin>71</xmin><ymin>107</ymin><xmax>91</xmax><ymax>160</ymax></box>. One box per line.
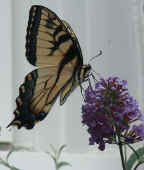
<box><xmin>0</xmin><ymin>0</ymin><xmax>144</xmax><ymax>169</ymax></box>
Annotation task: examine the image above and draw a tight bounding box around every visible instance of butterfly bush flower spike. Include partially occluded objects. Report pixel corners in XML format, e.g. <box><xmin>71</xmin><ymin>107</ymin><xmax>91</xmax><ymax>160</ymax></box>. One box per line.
<box><xmin>82</xmin><ymin>76</ymin><xmax>144</xmax><ymax>151</ymax></box>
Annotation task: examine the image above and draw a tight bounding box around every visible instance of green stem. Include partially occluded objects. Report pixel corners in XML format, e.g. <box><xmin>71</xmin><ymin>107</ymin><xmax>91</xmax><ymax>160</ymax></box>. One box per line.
<box><xmin>106</xmin><ymin>109</ymin><xmax>126</xmax><ymax>170</ymax></box>
<box><xmin>124</xmin><ymin>145</ymin><xmax>127</xmax><ymax>167</ymax></box>
<box><xmin>55</xmin><ymin>161</ymin><xmax>58</xmax><ymax>170</ymax></box>
<box><xmin>118</xmin><ymin>136</ymin><xmax>126</xmax><ymax>170</ymax></box>
<box><xmin>112</xmin><ymin>122</ymin><xmax>126</xmax><ymax>170</ymax></box>
<box><xmin>133</xmin><ymin>161</ymin><xmax>144</xmax><ymax>170</ymax></box>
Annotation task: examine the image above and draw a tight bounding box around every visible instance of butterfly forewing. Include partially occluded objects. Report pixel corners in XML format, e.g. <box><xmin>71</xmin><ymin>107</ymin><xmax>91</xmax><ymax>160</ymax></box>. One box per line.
<box><xmin>26</xmin><ymin>5</ymin><xmax>82</xmax><ymax>67</ymax></box>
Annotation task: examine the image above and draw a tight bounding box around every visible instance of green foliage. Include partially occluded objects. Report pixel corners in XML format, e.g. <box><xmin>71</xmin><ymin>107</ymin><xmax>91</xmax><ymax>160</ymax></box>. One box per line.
<box><xmin>0</xmin><ymin>146</ymin><xmax>28</xmax><ymax>170</ymax></box>
<box><xmin>126</xmin><ymin>146</ymin><xmax>144</xmax><ymax>170</ymax></box>
<box><xmin>46</xmin><ymin>144</ymin><xmax>71</xmax><ymax>170</ymax></box>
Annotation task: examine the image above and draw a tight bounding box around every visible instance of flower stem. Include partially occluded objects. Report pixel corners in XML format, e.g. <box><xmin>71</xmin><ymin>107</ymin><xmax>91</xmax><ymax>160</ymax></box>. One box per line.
<box><xmin>107</xmin><ymin>109</ymin><xmax>126</xmax><ymax>170</ymax></box>
<box><xmin>124</xmin><ymin>145</ymin><xmax>127</xmax><ymax>166</ymax></box>
<box><xmin>110</xmin><ymin>118</ymin><xmax>126</xmax><ymax>169</ymax></box>
<box><xmin>117</xmin><ymin>133</ymin><xmax>126</xmax><ymax>170</ymax></box>
<box><xmin>134</xmin><ymin>161</ymin><xmax>144</xmax><ymax>170</ymax></box>
<box><xmin>118</xmin><ymin>139</ymin><xmax>126</xmax><ymax>170</ymax></box>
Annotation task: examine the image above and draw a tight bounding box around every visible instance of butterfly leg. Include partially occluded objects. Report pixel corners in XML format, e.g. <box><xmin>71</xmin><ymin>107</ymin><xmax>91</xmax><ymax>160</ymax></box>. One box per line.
<box><xmin>90</xmin><ymin>72</ymin><xmax>98</xmax><ymax>84</ymax></box>
<box><xmin>79</xmin><ymin>82</ymin><xmax>86</xmax><ymax>102</ymax></box>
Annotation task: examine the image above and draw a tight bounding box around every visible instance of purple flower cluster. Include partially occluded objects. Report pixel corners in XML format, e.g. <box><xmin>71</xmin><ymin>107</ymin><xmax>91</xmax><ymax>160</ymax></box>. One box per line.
<box><xmin>82</xmin><ymin>77</ymin><xmax>144</xmax><ymax>150</ymax></box>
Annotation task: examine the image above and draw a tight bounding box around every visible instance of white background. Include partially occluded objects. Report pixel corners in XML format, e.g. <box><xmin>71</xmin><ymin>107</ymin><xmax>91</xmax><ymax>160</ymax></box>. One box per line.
<box><xmin>0</xmin><ymin>0</ymin><xmax>144</xmax><ymax>169</ymax></box>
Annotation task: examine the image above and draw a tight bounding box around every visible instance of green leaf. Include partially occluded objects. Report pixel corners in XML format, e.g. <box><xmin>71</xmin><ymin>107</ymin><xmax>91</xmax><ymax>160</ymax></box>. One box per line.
<box><xmin>6</xmin><ymin>146</ymin><xmax>29</xmax><ymax>162</ymax></box>
<box><xmin>0</xmin><ymin>156</ymin><xmax>14</xmax><ymax>168</ymax></box>
<box><xmin>0</xmin><ymin>146</ymin><xmax>27</xmax><ymax>170</ymax></box>
<box><xmin>46</xmin><ymin>145</ymin><xmax>71</xmax><ymax>170</ymax></box>
<box><xmin>49</xmin><ymin>144</ymin><xmax>57</xmax><ymax>156</ymax></box>
<box><xmin>10</xmin><ymin>166</ymin><xmax>21</xmax><ymax>170</ymax></box>
<box><xmin>51</xmin><ymin>154</ymin><xmax>57</xmax><ymax>163</ymax></box>
<box><xmin>0</xmin><ymin>156</ymin><xmax>21</xmax><ymax>170</ymax></box>
<box><xmin>126</xmin><ymin>153</ymin><xmax>137</xmax><ymax>170</ymax></box>
<box><xmin>57</xmin><ymin>161</ymin><xmax>71</xmax><ymax>169</ymax></box>
<box><xmin>46</xmin><ymin>151</ymin><xmax>57</xmax><ymax>163</ymax></box>
<box><xmin>0</xmin><ymin>160</ymin><xmax>10</xmax><ymax>168</ymax></box>
<box><xmin>127</xmin><ymin>147</ymin><xmax>144</xmax><ymax>170</ymax></box>
<box><xmin>11</xmin><ymin>167</ymin><xmax>21</xmax><ymax>170</ymax></box>
<box><xmin>56</xmin><ymin>145</ymin><xmax>67</xmax><ymax>160</ymax></box>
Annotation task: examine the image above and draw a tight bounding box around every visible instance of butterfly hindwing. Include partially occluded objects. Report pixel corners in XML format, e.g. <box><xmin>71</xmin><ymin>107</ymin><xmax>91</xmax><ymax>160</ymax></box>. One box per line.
<box><xmin>60</xmin><ymin>77</ymin><xmax>76</xmax><ymax>105</ymax></box>
<box><xmin>8</xmin><ymin>64</ymin><xmax>75</xmax><ymax>129</ymax></box>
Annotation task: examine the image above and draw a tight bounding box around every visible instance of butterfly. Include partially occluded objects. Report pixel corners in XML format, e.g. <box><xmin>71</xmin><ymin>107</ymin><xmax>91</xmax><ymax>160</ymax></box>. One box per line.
<box><xmin>7</xmin><ymin>5</ymin><xmax>92</xmax><ymax>129</ymax></box>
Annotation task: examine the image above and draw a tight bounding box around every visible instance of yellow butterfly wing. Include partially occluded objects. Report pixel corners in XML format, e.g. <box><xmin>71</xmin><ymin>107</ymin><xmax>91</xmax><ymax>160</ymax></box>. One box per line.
<box><xmin>8</xmin><ymin>5</ymin><xmax>91</xmax><ymax>129</ymax></box>
<box><xmin>26</xmin><ymin>5</ymin><xmax>83</xmax><ymax>67</ymax></box>
<box><xmin>8</xmin><ymin>65</ymin><xmax>74</xmax><ymax>129</ymax></box>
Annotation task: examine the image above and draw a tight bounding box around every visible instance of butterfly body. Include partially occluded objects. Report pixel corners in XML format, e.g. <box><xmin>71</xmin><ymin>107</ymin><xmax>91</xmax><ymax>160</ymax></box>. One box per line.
<box><xmin>8</xmin><ymin>5</ymin><xmax>91</xmax><ymax>129</ymax></box>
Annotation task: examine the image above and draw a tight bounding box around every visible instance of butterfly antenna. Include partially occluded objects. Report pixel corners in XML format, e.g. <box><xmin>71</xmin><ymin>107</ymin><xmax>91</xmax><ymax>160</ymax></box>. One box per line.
<box><xmin>87</xmin><ymin>77</ymin><xmax>95</xmax><ymax>94</ymax></box>
<box><xmin>88</xmin><ymin>50</ymin><xmax>102</xmax><ymax>64</ymax></box>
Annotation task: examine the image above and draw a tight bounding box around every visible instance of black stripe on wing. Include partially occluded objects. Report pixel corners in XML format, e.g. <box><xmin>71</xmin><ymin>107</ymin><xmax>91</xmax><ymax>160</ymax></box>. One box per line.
<box><xmin>25</xmin><ymin>5</ymin><xmax>83</xmax><ymax>67</ymax></box>
<box><xmin>26</xmin><ymin>5</ymin><xmax>66</xmax><ymax>66</ymax></box>
<box><xmin>60</xmin><ymin>77</ymin><xmax>76</xmax><ymax>105</ymax></box>
<box><xmin>26</xmin><ymin>6</ymin><xmax>40</xmax><ymax>65</ymax></box>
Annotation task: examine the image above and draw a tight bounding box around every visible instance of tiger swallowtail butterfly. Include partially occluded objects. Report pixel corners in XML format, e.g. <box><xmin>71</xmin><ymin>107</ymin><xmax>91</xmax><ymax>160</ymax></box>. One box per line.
<box><xmin>8</xmin><ymin>5</ymin><xmax>91</xmax><ymax>129</ymax></box>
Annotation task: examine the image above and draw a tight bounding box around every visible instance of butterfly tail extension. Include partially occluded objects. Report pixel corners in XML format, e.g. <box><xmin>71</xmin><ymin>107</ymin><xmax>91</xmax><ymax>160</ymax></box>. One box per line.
<box><xmin>7</xmin><ymin>117</ymin><xmax>21</xmax><ymax>129</ymax></box>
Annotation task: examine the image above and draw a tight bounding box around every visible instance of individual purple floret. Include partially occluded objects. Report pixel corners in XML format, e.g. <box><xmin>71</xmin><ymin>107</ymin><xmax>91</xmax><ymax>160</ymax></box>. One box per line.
<box><xmin>82</xmin><ymin>76</ymin><xmax>144</xmax><ymax>150</ymax></box>
<box><xmin>132</xmin><ymin>124</ymin><xmax>144</xmax><ymax>140</ymax></box>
